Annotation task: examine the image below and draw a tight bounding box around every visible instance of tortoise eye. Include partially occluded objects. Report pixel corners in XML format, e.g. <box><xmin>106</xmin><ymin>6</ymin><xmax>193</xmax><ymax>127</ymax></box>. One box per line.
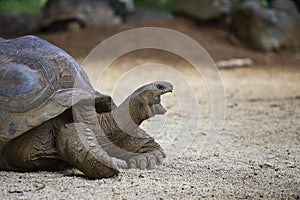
<box><xmin>157</xmin><ymin>84</ymin><xmax>165</xmax><ymax>90</ymax></box>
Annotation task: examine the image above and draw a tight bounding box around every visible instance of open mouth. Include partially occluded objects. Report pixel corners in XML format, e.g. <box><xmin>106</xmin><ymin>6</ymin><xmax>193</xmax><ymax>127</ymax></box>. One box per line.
<box><xmin>154</xmin><ymin>95</ymin><xmax>161</xmax><ymax>104</ymax></box>
<box><xmin>152</xmin><ymin>85</ymin><xmax>173</xmax><ymax>115</ymax></box>
<box><xmin>152</xmin><ymin>95</ymin><xmax>167</xmax><ymax>115</ymax></box>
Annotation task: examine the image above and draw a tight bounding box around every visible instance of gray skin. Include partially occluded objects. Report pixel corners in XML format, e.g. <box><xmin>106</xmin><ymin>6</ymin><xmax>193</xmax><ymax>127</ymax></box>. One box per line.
<box><xmin>0</xmin><ymin>81</ymin><xmax>173</xmax><ymax>179</ymax></box>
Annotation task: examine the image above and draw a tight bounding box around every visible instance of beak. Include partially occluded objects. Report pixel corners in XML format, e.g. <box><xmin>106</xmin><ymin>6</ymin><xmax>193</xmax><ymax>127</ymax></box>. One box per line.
<box><xmin>165</xmin><ymin>86</ymin><xmax>173</xmax><ymax>93</ymax></box>
<box><xmin>164</xmin><ymin>83</ymin><xmax>173</xmax><ymax>93</ymax></box>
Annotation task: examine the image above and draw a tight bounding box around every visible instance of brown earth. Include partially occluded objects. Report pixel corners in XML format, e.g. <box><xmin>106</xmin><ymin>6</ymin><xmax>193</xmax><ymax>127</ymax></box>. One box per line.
<box><xmin>0</xmin><ymin>17</ymin><xmax>299</xmax><ymax>199</ymax></box>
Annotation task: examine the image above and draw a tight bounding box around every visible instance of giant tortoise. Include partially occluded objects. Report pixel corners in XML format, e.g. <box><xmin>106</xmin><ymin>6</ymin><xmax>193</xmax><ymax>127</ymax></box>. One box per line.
<box><xmin>0</xmin><ymin>35</ymin><xmax>173</xmax><ymax>179</ymax></box>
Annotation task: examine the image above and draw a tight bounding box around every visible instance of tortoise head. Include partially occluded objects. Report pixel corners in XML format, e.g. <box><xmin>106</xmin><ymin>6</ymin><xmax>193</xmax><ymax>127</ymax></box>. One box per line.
<box><xmin>128</xmin><ymin>81</ymin><xmax>173</xmax><ymax>124</ymax></box>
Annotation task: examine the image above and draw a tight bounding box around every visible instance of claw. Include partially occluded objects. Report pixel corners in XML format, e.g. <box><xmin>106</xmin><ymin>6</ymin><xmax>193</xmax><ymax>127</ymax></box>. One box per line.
<box><xmin>128</xmin><ymin>158</ymin><xmax>137</xmax><ymax>168</ymax></box>
<box><xmin>155</xmin><ymin>150</ymin><xmax>165</xmax><ymax>165</ymax></box>
<box><xmin>139</xmin><ymin>159</ymin><xmax>147</xmax><ymax>170</ymax></box>
<box><xmin>148</xmin><ymin>155</ymin><xmax>157</xmax><ymax>169</ymax></box>
<box><xmin>127</xmin><ymin>149</ymin><xmax>166</xmax><ymax>169</ymax></box>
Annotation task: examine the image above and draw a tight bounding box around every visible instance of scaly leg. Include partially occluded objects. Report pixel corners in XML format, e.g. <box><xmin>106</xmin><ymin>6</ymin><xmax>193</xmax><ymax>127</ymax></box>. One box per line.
<box><xmin>55</xmin><ymin>122</ymin><xmax>119</xmax><ymax>179</ymax></box>
<box><xmin>54</xmin><ymin>103</ymin><xmax>120</xmax><ymax>179</ymax></box>
<box><xmin>2</xmin><ymin>121</ymin><xmax>65</xmax><ymax>171</ymax></box>
<box><xmin>97</xmin><ymin>113</ymin><xmax>166</xmax><ymax>170</ymax></box>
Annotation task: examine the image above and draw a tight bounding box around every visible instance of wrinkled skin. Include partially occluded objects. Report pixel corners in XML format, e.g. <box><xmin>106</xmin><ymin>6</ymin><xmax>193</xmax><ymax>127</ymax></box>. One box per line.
<box><xmin>0</xmin><ymin>81</ymin><xmax>173</xmax><ymax>179</ymax></box>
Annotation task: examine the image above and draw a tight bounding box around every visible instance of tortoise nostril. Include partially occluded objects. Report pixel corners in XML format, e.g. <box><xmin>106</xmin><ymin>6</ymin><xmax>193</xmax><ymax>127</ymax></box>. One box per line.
<box><xmin>157</xmin><ymin>84</ymin><xmax>165</xmax><ymax>90</ymax></box>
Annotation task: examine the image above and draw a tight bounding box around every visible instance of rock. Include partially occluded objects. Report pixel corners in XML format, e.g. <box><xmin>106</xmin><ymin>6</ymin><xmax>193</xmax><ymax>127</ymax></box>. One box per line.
<box><xmin>109</xmin><ymin>0</ymin><xmax>135</xmax><ymax>20</ymax></box>
<box><xmin>173</xmin><ymin>0</ymin><xmax>239</xmax><ymax>21</ymax></box>
<box><xmin>231</xmin><ymin>0</ymin><xmax>300</xmax><ymax>51</ymax></box>
<box><xmin>0</xmin><ymin>12</ymin><xmax>39</xmax><ymax>37</ymax></box>
<box><xmin>294</xmin><ymin>0</ymin><xmax>300</xmax><ymax>10</ymax></box>
<box><xmin>126</xmin><ymin>8</ymin><xmax>172</xmax><ymax>23</ymax></box>
<box><xmin>40</xmin><ymin>0</ymin><xmax>122</xmax><ymax>31</ymax></box>
<box><xmin>216</xmin><ymin>58</ymin><xmax>253</xmax><ymax>68</ymax></box>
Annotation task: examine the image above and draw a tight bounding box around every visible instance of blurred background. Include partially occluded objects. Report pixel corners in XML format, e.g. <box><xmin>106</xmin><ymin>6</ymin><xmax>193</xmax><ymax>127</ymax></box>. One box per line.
<box><xmin>0</xmin><ymin>0</ymin><xmax>299</xmax><ymax>62</ymax></box>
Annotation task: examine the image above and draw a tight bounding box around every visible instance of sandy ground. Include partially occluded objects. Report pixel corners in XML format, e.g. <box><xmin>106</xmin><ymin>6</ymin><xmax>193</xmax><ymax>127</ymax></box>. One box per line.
<box><xmin>1</xmin><ymin>18</ymin><xmax>300</xmax><ymax>199</ymax></box>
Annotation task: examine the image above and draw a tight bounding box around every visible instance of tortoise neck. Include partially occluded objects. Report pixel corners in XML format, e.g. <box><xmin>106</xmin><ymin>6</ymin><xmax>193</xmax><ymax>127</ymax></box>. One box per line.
<box><xmin>111</xmin><ymin>97</ymin><xmax>143</xmax><ymax>132</ymax></box>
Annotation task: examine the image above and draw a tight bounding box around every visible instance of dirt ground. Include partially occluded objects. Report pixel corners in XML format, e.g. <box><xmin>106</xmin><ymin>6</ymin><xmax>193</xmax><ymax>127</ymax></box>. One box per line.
<box><xmin>0</xmin><ymin>18</ymin><xmax>300</xmax><ymax>199</ymax></box>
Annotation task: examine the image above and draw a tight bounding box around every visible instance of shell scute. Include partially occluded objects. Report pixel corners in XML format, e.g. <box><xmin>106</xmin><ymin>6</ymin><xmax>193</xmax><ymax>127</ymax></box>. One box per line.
<box><xmin>0</xmin><ymin>36</ymin><xmax>111</xmax><ymax>142</ymax></box>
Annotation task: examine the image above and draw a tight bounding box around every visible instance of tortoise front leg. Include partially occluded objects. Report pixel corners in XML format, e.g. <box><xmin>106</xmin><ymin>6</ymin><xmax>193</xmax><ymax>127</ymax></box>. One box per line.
<box><xmin>97</xmin><ymin>113</ymin><xmax>166</xmax><ymax>169</ymax></box>
<box><xmin>110</xmin><ymin>128</ymin><xmax>166</xmax><ymax>170</ymax></box>
<box><xmin>55</xmin><ymin>123</ymin><xmax>119</xmax><ymax>179</ymax></box>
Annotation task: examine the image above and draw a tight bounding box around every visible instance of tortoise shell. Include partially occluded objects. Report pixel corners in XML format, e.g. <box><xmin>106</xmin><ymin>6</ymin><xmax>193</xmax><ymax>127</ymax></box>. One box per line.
<box><xmin>0</xmin><ymin>35</ymin><xmax>112</xmax><ymax>143</ymax></box>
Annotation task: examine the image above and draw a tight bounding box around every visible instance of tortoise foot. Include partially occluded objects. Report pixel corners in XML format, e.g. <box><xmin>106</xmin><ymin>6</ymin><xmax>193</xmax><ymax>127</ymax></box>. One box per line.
<box><xmin>126</xmin><ymin>149</ymin><xmax>165</xmax><ymax>170</ymax></box>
